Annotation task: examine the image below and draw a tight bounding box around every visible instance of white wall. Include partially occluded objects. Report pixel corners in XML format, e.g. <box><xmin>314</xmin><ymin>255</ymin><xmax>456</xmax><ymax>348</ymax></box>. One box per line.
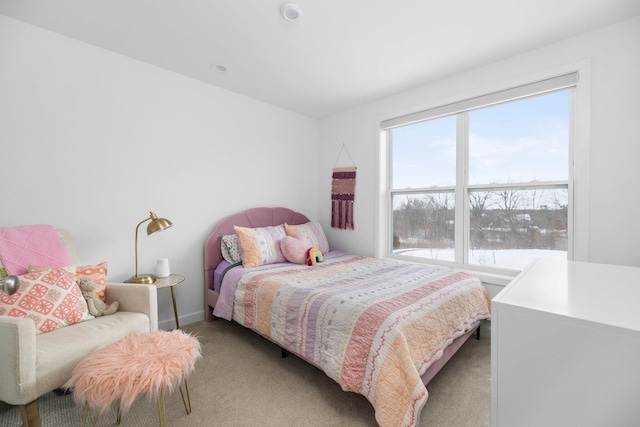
<box><xmin>3</xmin><ymin>15</ymin><xmax>639</xmax><ymax>326</ymax></box>
<box><xmin>318</xmin><ymin>16</ymin><xmax>640</xmax><ymax>284</ymax></box>
<box><xmin>0</xmin><ymin>16</ymin><xmax>318</xmax><ymax>328</ymax></box>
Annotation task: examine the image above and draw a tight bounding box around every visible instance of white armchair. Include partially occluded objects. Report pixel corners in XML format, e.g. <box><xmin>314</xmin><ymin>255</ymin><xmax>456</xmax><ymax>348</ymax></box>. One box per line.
<box><xmin>0</xmin><ymin>229</ymin><xmax>158</xmax><ymax>427</ymax></box>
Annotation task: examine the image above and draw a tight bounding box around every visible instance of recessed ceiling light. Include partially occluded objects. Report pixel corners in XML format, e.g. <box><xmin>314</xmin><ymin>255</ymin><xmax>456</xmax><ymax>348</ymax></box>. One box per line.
<box><xmin>210</xmin><ymin>64</ymin><xmax>228</xmax><ymax>73</ymax></box>
<box><xmin>281</xmin><ymin>3</ymin><xmax>302</xmax><ymax>21</ymax></box>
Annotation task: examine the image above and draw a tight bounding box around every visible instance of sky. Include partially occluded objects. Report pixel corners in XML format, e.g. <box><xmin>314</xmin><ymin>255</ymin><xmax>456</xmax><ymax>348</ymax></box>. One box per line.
<box><xmin>391</xmin><ymin>90</ymin><xmax>570</xmax><ymax>189</ymax></box>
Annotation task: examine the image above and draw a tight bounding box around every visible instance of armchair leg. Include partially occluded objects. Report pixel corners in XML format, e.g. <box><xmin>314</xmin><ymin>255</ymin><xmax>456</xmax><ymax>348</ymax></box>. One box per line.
<box><xmin>19</xmin><ymin>400</ymin><xmax>42</xmax><ymax>427</ymax></box>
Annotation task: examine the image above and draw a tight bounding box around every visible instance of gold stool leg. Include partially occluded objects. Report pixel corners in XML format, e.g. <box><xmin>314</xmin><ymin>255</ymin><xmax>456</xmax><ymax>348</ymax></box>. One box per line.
<box><xmin>81</xmin><ymin>402</ymin><xmax>100</xmax><ymax>427</ymax></box>
<box><xmin>82</xmin><ymin>403</ymin><xmax>89</xmax><ymax>427</ymax></box>
<box><xmin>179</xmin><ymin>379</ymin><xmax>192</xmax><ymax>414</ymax></box>
<box><xmin>116</xmin><ymin>403</ymin><xmax>122</xmax><ymax>425</ymax></box>
<box><xmin>157</xmin><ymin>389</ymin><xmax>167</xmax><ymax>427</ymax></box>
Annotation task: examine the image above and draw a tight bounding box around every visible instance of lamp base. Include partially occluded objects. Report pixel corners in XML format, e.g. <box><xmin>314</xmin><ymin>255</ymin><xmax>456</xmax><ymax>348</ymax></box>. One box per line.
<box><xmin>125</xmin><ymin>274</ymin><xmax>157</xmax><ymax>284</ymax></box>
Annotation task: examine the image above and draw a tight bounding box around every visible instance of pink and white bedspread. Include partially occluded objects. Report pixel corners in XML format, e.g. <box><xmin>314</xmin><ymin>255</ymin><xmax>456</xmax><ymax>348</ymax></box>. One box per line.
<box><xmin>222</xmin><ymin>254</ymin><xmax>491</xmax><ymax>427</ymax></box>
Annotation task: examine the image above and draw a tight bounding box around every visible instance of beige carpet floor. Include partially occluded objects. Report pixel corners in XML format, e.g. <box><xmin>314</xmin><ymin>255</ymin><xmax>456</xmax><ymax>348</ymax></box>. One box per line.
<box><xmin>0</xmin><ymin>320</ymin><xmax>490</xmax><ymax>426</ymax></box>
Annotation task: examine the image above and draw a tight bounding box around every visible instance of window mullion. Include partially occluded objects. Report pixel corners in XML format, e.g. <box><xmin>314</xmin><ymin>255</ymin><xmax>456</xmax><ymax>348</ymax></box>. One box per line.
<box><xmin>568</xmin><ymin>88</ymin><xmax>575</xmax><ymax>261</ymax></box>
<box><xmin>456</xmin><ymin>113</ymin><xmax>468</xmax><ymax>265</ymax></box>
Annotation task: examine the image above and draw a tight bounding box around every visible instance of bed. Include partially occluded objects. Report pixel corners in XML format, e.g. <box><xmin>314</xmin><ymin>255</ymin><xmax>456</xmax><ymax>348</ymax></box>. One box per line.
<box><xmin>204</xmin><ymin>207</ymin><xmax>491</xmax><ymax>427</ymax></box>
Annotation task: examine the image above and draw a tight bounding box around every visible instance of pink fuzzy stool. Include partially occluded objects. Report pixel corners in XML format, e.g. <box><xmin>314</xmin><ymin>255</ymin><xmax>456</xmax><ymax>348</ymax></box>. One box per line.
<box><xmin>65</xmin><ymin>330</ymin><xmax>201</xmax><ymax>427</ymax></box>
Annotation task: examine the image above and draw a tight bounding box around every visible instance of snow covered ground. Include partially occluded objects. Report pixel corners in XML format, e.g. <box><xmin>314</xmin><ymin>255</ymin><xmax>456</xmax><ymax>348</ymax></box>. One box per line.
<box><xmin>396</xmin><ymin>248</ymin><xmax>566</xmax><ymax>271</ymax></box>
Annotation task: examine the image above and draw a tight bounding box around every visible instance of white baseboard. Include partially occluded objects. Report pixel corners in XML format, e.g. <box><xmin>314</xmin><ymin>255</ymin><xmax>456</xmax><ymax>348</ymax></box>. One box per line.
<box><xmin>158</xmin><ymin>310</ymin><xmax>206</xmax><ymax>330</ymax></box>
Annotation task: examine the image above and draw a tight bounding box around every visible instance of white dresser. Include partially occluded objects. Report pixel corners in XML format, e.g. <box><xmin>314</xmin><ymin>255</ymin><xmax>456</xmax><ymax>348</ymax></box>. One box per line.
<box><xmin>491</xmin><ymin>258</ymin><xmax>640</xmax><ymax>427</ymax></box>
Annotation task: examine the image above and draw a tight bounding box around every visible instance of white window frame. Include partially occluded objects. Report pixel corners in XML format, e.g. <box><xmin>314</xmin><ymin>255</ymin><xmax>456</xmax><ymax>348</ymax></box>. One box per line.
<box><xmin>375</xmin><ymin>63</ymin><xmax>591</xmax><ymax>286</ymax></box>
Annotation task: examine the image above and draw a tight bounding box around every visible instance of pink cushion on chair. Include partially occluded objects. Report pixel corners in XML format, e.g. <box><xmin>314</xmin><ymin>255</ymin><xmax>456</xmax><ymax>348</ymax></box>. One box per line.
<box><xmin>65</xmin><ymin>330</ymin><xmax>201</xmax><ymax>414</ymax></box>
<box><xmin>0</xmin><ymin>225</ymin><xmax>71</xmax><ymax>275</ymax></box>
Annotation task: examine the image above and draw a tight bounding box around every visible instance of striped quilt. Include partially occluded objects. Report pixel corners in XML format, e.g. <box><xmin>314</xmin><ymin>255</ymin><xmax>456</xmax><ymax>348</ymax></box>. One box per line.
<box><xmin>231</xmin><ymin>254</ymin><xmax>491</xmax><ymax>427</ymax></box>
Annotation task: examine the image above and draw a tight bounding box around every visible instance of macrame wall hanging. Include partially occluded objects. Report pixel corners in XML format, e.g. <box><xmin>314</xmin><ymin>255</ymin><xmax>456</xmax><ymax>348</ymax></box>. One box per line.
<box><xmin>331</xmin><ymin>144</ymin><xmax>357</xmax><ymax>230</ymax></box>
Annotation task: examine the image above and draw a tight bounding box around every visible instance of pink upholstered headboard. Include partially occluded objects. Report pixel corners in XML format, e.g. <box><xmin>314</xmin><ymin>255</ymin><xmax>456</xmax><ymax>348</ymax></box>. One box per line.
<box><xmin>204</xmin><ymin>207</ymin><xmax>310</xmax><ymax>321</ymax></box>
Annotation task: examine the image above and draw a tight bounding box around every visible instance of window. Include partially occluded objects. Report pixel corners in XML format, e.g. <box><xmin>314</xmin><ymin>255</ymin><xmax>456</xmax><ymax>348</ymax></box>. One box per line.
<box><xmin>382</xmin><ymin>73</ymin><xmax>577</xmax><ymax>273</ymax></box>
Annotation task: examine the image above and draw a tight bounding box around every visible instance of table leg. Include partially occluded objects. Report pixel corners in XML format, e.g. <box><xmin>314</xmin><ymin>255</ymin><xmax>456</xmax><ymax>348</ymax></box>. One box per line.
<box><xmin>170</xmin><ymin>286</ymin><xmax>180</xmax><ymax>329</ymax></box>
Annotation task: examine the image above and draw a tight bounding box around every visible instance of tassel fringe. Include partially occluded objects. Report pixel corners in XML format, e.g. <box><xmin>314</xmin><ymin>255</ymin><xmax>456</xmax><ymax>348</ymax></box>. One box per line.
<box><xmin>331</xmin><ymin>167</ymin><xmax>356</xmax><ymax>230</ymax></box>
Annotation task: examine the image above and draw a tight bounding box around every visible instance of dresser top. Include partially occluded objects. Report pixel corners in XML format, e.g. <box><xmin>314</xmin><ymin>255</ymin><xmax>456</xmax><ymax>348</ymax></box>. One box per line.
<box><xmin>493</xmin><ymin>258</ymin><xmax>640</xmax><ymax>333</ymax></box>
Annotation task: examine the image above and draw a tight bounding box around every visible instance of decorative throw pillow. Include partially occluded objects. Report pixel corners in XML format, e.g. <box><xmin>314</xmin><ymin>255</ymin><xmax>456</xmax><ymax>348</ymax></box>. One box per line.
<box><xmin>76</xmin><ymin>262</ymin><xmax>108</xmax><ymax>302</ymax></box>
<box><xmin>30</xmin><ymin>262</ymin><xmax>109</xmax><ymax>302</ymax></box>
<box><xmin>280</xmin><ymin>234</ymin><xmax>311</xmax><ymax>265</ymax></box>
<box><xmin>28</xmin><ymin>265</ymin><xmax>63</xmax><ymax>274</ymax></box>
<box><xmin>0</xmin><ymin>267</ymin><xmax>94</xmax><ymax>334</ymax></box>
<box><xmin>234</xmin><ymin>225</ymin><xmax>287</xmax><ymax>268</ymax></box>
<box><xmin>285</xmin><ymin>221</ymin><xmax>330</xmax><ymax>254</ymax></box>
<box><xmin>221</xmin><ymin>235</ymin><xmax>241</xmax><ymax>264</ymax></box>
<box><xmin>306</xmin><ymin>248</ymin><xmax>324</xmax><ymax>266</ymax></box>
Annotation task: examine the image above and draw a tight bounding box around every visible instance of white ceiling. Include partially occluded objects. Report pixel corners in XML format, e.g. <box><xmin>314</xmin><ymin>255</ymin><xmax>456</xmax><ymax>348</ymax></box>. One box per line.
<box><xmin>1</xmin><ymin>1</ymin><xmax>639</xmax><ymax>118</ymax></box>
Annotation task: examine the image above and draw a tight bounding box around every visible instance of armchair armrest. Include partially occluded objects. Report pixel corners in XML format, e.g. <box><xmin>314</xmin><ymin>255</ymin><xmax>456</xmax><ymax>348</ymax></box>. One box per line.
<box><xmin>105</xmin><ymin>283</ymin><xmax>158</xmax><ymax>332</ymax></box>
<box><xmin>0</xmin><ymin>317</ymin><xmax>37</xmax><ymax>405</ymax></box>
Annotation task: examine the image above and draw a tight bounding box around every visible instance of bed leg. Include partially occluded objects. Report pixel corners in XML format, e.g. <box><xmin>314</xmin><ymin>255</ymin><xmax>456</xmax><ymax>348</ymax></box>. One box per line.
<box><xmin>476</xmin><ymin>325</ymin><xmax>481</xmax><ymax>340</ymax></box>
<box><xmin>281</xmin><ymin>348</ymin><xmax>289</xmax><ymax>358</ymax></box>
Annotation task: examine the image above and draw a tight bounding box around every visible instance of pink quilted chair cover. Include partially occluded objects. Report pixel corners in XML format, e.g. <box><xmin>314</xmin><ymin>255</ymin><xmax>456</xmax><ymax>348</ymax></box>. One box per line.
<box><xmin>0</xmin><ymin>224</ymin><xmax>71</xmax><ymax>275</ymax></box>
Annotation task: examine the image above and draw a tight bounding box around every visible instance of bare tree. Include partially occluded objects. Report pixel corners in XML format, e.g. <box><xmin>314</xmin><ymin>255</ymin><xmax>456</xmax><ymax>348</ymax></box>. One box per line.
<box><xmin>469</xmin><ymin>191</ymin><xmax>489</xmax><ymax>225</ymax></box>
<box><xmin>496</xmin><ymin>189</ymin><xmax>522</xmax><ymax>249</ymax></box>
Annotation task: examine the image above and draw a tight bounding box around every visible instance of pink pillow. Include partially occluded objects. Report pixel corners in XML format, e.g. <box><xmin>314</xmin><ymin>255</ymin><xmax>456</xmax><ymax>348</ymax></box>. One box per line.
<box><xmin>280</xmin><ymin>235</ymin><xmax>311</xmax><ymax>265</ymax></box>
<box><xmin>30</xmin><ymin>262</ymin><xmax>109</xmax><ymax>303</ymax></box>
<box><xmin>284</xmin><ymin>221</ymin><xmax>330</xmax><ymax>254</ymax></box>
<box><xmin>0</xmin><ymin>267</ymin><xmax>94</xmax><ymax>334</ymax></box>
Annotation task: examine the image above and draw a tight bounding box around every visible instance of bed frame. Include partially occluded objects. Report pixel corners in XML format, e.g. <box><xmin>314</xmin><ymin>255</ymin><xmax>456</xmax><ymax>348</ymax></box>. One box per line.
<box><xmin>203</xmin><ymin>206</ymin><xmax>479</xmax><ymax>385</ymax></box>
<box><xmin>204</xmin><ymin>207</ymin><xmax>310</xmax><ymax>322</ymax></box>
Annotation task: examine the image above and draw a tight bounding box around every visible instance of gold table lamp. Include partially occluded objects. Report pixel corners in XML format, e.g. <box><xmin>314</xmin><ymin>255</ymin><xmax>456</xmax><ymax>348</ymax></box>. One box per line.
<box><xmin>125</xmin><ymin>211</ymin><xmax>173</xmax><ymax>284</ymax></box>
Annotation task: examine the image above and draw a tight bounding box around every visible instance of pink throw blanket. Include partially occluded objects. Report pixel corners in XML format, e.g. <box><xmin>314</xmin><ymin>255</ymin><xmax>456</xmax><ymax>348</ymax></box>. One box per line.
<box><xmin>0</xmin><ymin>224</ymin><xmax>71</xmax><ymax>275</ymax></box>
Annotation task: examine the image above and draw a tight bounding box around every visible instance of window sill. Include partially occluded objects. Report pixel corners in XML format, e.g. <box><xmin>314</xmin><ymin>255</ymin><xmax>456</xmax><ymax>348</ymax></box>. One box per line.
<box><xmin>469</xmin><ymin>269</ymin><xmax>514</xmax><ymax>287</ymax></box>
<box><xmin>384</xmin><ymin>253</ymin><xmax>517</xmax><ymax>287</ymax></box>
